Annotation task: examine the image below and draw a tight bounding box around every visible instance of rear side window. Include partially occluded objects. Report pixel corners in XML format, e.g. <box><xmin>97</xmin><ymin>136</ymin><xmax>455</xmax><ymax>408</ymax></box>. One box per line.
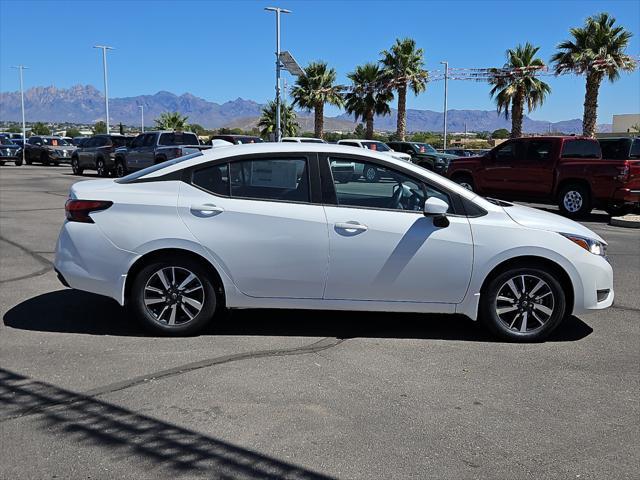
<box><xmin>229</xmin><ymin>158</ymin><xmax>309</xmax><ymax>202</ymax></box>
<box><xmin>143</xmin><ymin>134</ymin><xmax>156</xmax><ymax>147</ymax></box>
<box><xmin>111</xmin><ymin>136</ymin><xmax>128</xmax><ymax>148</ymax></box>
<box><xmin>561</xmin><ymin>140</ymin><xmax>600</xmax><ymax>159</ymax></box>
<box><xmin>631</xmin><ymin>139</ymin><xmax>640</xmax><ymax>159</ymax></box>
<box><xmin>526</xmin><ymin>140</ymin><xmax>554</xmax><ymax>162</ymax></box>
<box><xmin>159</xmin><ymin>132</ymin><xmax>199</xmax><ymax>146</ymax></box>
<box><xmin>192</xmin><ymin>164</ymin><xmax>229</xmax><ymax>196</ymax></box>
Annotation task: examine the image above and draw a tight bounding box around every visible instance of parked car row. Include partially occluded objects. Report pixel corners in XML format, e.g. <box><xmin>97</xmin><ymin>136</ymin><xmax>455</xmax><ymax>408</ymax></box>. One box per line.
<box><xmin>445</xmin><ymin>136</ymin><xmax>640</xmax><ymax>217</ymax></box>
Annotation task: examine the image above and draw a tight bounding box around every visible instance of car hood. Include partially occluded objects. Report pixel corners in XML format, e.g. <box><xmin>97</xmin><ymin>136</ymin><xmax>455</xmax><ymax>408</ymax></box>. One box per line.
<box><xmin>503</xmin><ymin>203</ymin><xmax>605</xmax><ymax>243</ymax></box>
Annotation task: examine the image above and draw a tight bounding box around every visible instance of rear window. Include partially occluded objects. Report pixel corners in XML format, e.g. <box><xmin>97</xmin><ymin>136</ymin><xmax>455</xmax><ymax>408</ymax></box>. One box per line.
<box><xmin>158</xmin><ymin>132</ymin><xmax>199</xmax><ymax>146</ymax></box>
<box><xmin>300</xmin><ymin>138</ymin><xmax>324</xmax><ymax>143</ymax></box>
<box><xmin>561</xmin><ymin>139</ymin><xmax>600</xmax><ymax>159</ymax></box>
<box><xmin>111</xmin><ymin>136</ymin><xmax>129</xmax><ymax>148</ymax></box>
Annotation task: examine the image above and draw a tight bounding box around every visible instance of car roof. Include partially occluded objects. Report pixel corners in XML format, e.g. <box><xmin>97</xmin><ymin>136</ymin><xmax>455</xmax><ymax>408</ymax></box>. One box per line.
<box><xmin>138</xmin><ymin>142</ymin><xmax>478</xmax><ymax>198</ymax></box>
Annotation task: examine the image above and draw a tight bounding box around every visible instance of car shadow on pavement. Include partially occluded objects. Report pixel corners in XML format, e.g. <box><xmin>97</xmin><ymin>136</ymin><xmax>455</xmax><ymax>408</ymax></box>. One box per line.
<box><xmin>3</xmin><ymin>289</ymin><xmax>593</xmax><ymax>342</ymax></box>
<box><xmin>0</xmin><ymin>367</ymin><xmax>335</xmax><ymax>479</ymax></box>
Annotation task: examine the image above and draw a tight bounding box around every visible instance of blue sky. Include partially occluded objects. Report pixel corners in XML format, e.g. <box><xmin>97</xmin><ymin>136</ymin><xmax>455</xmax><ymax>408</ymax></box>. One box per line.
<box><xmin>1</xmin><ymin>0</ymin><xmax>639</xmax><ymax>122</ymax></box>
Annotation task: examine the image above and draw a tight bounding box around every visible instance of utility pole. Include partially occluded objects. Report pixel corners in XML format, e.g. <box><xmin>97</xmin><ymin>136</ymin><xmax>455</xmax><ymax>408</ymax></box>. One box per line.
<box><xmin>265</xmin><ymin>7</ymin><xmax>291</xmax><ymax>142</ymax></box>
<box><xmin>94</xmin><ymin>45</ymin><xmax>114</xmax><ymax>134</ymax></box>
<box><xmin>11</xmin><ymin>65</ymin><xmax>28</xmax><ymax>165</ymax></box>
<box><xmin>440</xmin><ymin>61</ymin><xmax>448</xmax><ymax>149</ymax></box>
<box><xmin>139</xmin><ymin>105</ymin><xmax>144</xmax><ymax>133</ymax></box>
<box><xmin>282</xmin><ymin>77</ymin><xmax>287</xmax><ymax>137</ymax></box>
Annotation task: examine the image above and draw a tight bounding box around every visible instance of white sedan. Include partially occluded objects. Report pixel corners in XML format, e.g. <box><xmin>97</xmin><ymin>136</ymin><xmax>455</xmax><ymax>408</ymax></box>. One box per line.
<box><xmin>54</xmin><ymin>143</ymin><xmax>613</xmax><ymax>341</ymax></box>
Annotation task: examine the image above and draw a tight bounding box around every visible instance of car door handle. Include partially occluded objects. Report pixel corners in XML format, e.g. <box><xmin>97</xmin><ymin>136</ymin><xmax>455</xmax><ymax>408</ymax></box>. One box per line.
<box><xmin>190</xmin><ymin>203</ymin><xmax>224</xmax><ymax>216</ymax></box>
<box><xmin>335</xmin><ymin>222</ymin><xmax>368</xmax><ymax>232</ymax></box>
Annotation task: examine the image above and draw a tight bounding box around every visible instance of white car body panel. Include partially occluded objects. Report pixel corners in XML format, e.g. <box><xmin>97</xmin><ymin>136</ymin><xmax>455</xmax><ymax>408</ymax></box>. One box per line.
<box><xmin>54</xmin><ymin>143</ymin><xmax>614</xmax><ymax>321</ymax></box>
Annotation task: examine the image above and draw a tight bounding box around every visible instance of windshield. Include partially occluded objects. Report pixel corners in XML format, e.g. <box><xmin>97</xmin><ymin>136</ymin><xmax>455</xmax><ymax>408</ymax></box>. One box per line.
<box><xmin>362</xmin><ymin>141</ymin><xmax>391</xmax><ymax>152</ymax></box>
<box><xmin>42</xmin><ymin>138</ymin><xmax>70</xmax><ymax>146</ymax></box>
<box><xmin>412</xmin><ymin>143</ymin><xmax>437</xmax><ymax>153</ymax></box>
<box><xmin>111</xmin><ymin>136</ymin><xmax>129</xmax><ymax>148</ymax></box>
<box><xmin>116</xmin><ymin>152</ymin><xmax>203</xmax><ymax>183</ymax></box>
<box><xmin>0</xmin><ymin>138</ymin><xmax>17</xmax><ymax>146</ymax></box>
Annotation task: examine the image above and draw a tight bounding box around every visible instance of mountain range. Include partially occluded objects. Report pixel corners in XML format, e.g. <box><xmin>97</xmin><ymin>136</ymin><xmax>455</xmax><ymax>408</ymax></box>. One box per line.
<box><xmin>0</xmin><ymin>84</ymin><xmax>612</xmax><ymax>134</ymax></box>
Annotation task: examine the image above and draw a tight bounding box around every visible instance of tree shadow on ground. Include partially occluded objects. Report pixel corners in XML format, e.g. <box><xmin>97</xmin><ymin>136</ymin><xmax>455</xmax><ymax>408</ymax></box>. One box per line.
<box><xmin>3</xmin><ymin>289</ymin><xmax>593</xmax><ymax>343</ymax></box>
<box><xmin>0</xmin><ymin>368</ymin><xmax>335</xmax><ymax>479</ymax></box>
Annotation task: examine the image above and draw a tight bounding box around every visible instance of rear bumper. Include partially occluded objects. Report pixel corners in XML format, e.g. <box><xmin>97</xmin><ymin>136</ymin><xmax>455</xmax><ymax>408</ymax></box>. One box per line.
<box><xmin>54</xmin><ymin>221</ymin><xmax>137</xmax><ymax>305</ymax></box>
<box><xmin>612</xmin><ymin>187</ymin><xmax>640</xmax><ymax>205</ymax></box>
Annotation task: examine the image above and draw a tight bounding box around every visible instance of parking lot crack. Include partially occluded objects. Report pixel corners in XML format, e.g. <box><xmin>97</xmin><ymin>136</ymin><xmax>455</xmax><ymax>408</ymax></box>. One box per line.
<box><xmin>0</xmin><ymin>235</ymin><xmax>53</xmax><ymax>284</ymax></box>
<box><xmin>1</xmin><ymin>336</ymin><xmax>347</xmax><ymax>423</ymax></box>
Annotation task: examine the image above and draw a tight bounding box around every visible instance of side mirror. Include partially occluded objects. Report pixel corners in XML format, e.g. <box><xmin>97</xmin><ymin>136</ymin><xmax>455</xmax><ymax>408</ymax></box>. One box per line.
<box><xmin>423</xmin><ymin>197</ymin><xmax>450</xmax><ymax>227</ymax></box>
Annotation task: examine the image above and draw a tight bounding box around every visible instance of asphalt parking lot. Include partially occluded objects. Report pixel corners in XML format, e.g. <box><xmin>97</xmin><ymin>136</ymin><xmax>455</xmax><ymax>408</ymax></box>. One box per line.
<box><xmin>1</xmin><ymin>165</ymin><xmax>638</xmax><ymax>480</ymax></box>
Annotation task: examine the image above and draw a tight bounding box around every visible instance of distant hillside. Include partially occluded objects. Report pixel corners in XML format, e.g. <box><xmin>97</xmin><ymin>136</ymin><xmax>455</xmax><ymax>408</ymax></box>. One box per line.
<box><xmin>0</xmin><ymin>84</ymin><xmax>612</xmax><ymax>133</ymax></box>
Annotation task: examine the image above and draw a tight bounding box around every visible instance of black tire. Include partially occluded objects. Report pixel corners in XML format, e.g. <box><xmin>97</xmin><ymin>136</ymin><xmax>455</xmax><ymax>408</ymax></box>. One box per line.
<box><xmin>452</xmin><ymin>174</ymin><xmax>475</xmax><ymax>191</ymax></box>
<box><xmin>71</xmin><ymin>157</ymin><xmax>83</xmax><ymax>175</ymax></box>
<box><xmin>40</xmin><ymin>152</ymin><xmax>50</xmax><ymax>166</ymax></box>
<box><xmin>114</xmin><ymin>159</ymin><xmax>127</xmax><ymax>178</ymax></box>
<box><xmin>558</xmin><ymin>183</ymin><xmax>591</xmax><ymax>217</ymax></box>
<box><xmin>130</xmin><ymin>256</ymin><xmax>219</xmax><ymax>336</ymax></box>
<box><xmin>15</xmin><ymin>158</ymin><xmax>23</xmax><ymax>166</ymax></box>
<box><xmin>605</xmin><ymin>204</ymin><xmax>632</xmax><ymax>217</ymax></box>
<box><xmin>480</xmin><ymin>266</ymin><xmax>566</xmax><ymax>342</ymax></box>
<box><xmin>96</xmin><ymin>157</ymin><xmax>108</xmax><ymax>177</ymax></box>
<box><xmin>0</xmin><ymin>161</ymin><xmax>5</xmax><ymax>166</ymax></box>
<box><xmin>363</xmin><ymin>164</ymin><xmax>379</xmax><ymax>183</ymax></box>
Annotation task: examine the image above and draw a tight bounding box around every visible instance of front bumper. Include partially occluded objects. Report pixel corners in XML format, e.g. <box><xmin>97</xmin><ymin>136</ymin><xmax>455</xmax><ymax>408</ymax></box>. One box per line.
<box><xmin>571</xmin><ymin>253</ymin><xmax>614</xmax><ymax>315</ymax></box>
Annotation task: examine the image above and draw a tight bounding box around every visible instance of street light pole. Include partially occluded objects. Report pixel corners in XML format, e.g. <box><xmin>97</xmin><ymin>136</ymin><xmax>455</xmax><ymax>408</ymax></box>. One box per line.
<box><xmin>11</xmin><ymin>65</ymin><xmax>28</xmax><ymax>165</ymax></box>
<box><xmin>440</xmin><ymin>61</ymin><xmax>448</xmax><ymax>150</ymax></box>
<box><xmin>139</xmin><ymin>105</ymin><xmax>144</xmax><ymax>133</ymax></box>
<box><xmin>265</xmin><ymin>7</ymin><xmax>291</xmax><ymax>142</ymax></box>
<box><xmin>94</xmin><ymin>45</ymin><xmax>114</xmax><ymax>134</ymax></box>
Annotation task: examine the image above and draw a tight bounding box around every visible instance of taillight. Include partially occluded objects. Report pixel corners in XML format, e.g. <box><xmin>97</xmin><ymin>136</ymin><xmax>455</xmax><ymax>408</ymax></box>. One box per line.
<box><xmin>617</xmin><ymin>161</ymin><xmax>630</xmax><ymax>181</ymax></box>
<box><xmin>65</xmin><ymin>199</ymin><xmax>113</xmax><ymax>223</ymax></box>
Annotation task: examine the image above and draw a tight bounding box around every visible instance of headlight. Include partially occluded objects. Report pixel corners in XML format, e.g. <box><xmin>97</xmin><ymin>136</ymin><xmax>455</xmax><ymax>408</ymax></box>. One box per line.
<box><xmin>560</xmin><ymin>233</ymin><xmax>606</xmax><ymax>256</ymax></box>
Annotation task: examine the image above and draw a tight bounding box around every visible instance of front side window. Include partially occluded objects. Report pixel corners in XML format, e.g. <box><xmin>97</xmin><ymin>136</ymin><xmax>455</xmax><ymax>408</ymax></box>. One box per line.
<box><xmin>143</xmin><ymin>134</ymin><xmax>157</xmax><ymax>147</ymax></box>
<box><xmin>29</xmin><ymin>137</ymin><xmax>41</xmax><ymax>145</ymax></box>
<box><xmin>495</xmin><ymin>141</ymin><xmax>516</xmax><ymax>161</ymax></box>
<box><xmin>328</xmin><ymin>158</ymin><xmax>451</xmax><ymax>212</ymax></box>
<box><xmin>561</xmin><ymin>139</ymin><xmax>601</xmax><ymax>159</ymax></box>
<box><xmin>526</xmin><ymin>140</ymin><xmax>554</xmax><ymax>162</ymax></box>
<box><xmin>361</xmin><ymin>141</ymin><xmax>391</xmax><ymax>152</ymax></box>
<box><xmin>130</xmin><ymin>135</ymin><xmax>144</xmax><ymax>148</ymax></box>
<box><xmin>226</xmin><ymin>158</ymin><xmax>309</xmax><ymax>202</ymax></box>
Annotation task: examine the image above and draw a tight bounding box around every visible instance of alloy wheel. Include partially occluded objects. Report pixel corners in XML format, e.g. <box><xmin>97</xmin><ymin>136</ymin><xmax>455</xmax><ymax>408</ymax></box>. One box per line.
<box><xmin>143</xmin><ymin>266</ymin><xmax>205</xmax><ymax>326</ymax></box>
<box><xmin>96</xmin><ymin>159</ymin><xmax>105</xmax><ymax>177</ymax></box>
<box><xmin>563</xmin><ymin>190</ymin><xmax>583</xmax><ymax>213</ymax></box>
<box><xmin>494</xmin><ymin>274</ymin><xmax>555</xmax><ymax>333</ymax></box>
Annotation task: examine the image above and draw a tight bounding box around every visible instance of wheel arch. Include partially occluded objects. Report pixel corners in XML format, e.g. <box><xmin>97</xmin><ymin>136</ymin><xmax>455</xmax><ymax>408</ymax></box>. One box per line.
<box><xmin>124</xmin><ymin>248</ymin><xmax>226</xmax><ymax>308</ymax></box>
<box><xmin>479</xmin><ymin>255</ymin><xmax>575</xmax><ymax>315</ymax></box>
<box><xmin>555</xmin><ymin>178</ymin><xmax>591</xmax><ymax>198</ymax></box>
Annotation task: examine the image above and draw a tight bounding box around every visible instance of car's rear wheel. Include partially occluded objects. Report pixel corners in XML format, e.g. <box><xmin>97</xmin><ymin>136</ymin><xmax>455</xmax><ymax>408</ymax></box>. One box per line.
<box><xmin>15</xmin><ymin>158</ymin><xmax>23</xmax><ymax>166</ymax></box>
<box><xmin>131</xmin><ymin>257</ymin><xmax>218</xmax><ymax>335</ymax></box>
<box><xmin>558</xmin><ymin>184</ymin><xmax>591</xmax><ymax>217</ymax></box>
<box><xmin>96</xmin><ymin>157</ymin><xmax>108</xmax><ymax>177</ymax></box>
<box><xmin>115</xmin><ymin>159</ymin><xmax>127</xmax><ymax>178</ymax></box>
<box><xmin>71</xmin><ymin>157</ymin><xmax>83</xmax><ymax>175</ymax></box>
<box><xmin>40</xmin><ymin>152</ymin><xmax>50</xmax><ymax>166</ymax></box>
<box><xmin>480</xmin><ymin>266</ymin><xmax>566</xmax><ymax>342</ymax></box>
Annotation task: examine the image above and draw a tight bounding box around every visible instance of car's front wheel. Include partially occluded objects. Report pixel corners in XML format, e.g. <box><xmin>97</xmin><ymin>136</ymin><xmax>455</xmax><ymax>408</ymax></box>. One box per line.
<box><xmin>480</xmin><ymin>266</ymin><xmax>566</xmax><ymax>342</ymax></box>
<box><xmin>131</xmin><ymin>257</ymin><xmax>219</xmax><ymax>335</ymax></box>
<box><xmin>96</xmin><ymin>157</ymin><xmax>108</xmax><ymax>177</ymax></box>
<box><xmin>114</xmin><ymin>159</ymin><xmax>127</xmax><ymax>178</ymax></box>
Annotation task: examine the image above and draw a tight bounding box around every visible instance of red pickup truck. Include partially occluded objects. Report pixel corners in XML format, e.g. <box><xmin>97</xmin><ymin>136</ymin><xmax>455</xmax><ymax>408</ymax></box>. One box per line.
<box><xmin>446</xmin><ymin>136</ymin><xmax>640</xmax><ymax>217</ymax></box>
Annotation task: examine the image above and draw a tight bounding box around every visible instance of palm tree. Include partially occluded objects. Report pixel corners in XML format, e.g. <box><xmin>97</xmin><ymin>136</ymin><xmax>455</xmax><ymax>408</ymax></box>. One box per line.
<box><xmin>290</xmin><ymin>61</ymin><xmax>344</xmax><ymax>139</ymax></box>
<box><xmin>257</xmin><ymin>101</ymin><xmax>299</xmax><ymax>139</ymax></box>
<box><xmin>344</xmin><ymin>63</ymin><xmax>393</xmax><ymax>139</ymax></box>
<box><xmin>489</xmin><ymin>43</ymin><xmax>551</xmax><ymax>139</ymax></box>
<box><xmin>380</xmin><ymin>38</ymin><xmax>428</xmax><ymax>140</ymax></box>
<box><xmin>551</xmin><ymin>13</ymin><xmax>636</xmax><ymax>137</ymax></box>
<box><xmin>154</xmin><ymin>111</ymin><xmax>189</xmax><ymax>130</ymax></box>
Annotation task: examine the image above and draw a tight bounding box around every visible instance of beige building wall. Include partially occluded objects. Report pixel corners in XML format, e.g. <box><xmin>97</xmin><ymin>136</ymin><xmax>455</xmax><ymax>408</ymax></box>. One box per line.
<box><xmin>612</xmin><ymin>114</ymin><xmax>640</xmax><ymax>133</ymax></box>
